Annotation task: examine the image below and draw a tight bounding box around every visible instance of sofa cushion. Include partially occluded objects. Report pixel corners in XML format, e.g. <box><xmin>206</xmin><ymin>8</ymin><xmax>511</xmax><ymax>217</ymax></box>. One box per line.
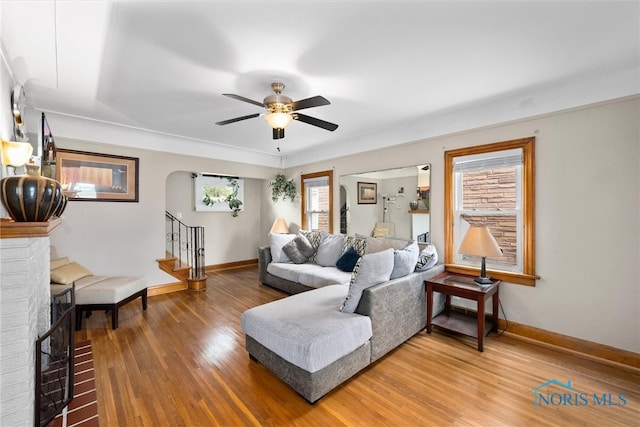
<box><xmin>365</xmin><ymin>236</ymin><xmax>412</xmax><ymax>254</ymax></box>
<box><xmin>342</xmin><ymin>235</ymin><xmax>367</xmax><ymax>256</ymax></box>
<box><xmin>315</xmin><ymin>232</ymin><xmax>345</xmax><ymax>267</ymax></box>
<box><xmin>415</xmin><ymin>244</ymin><xmax>438</xmax><ymax>271</ymax></box>
<box><xmin>50</xmin><ymin>262</ymin><xmax>93</xmax><ymax>285</ymax></box>
<box><xmin>336</xmin><ymin>247</ymin><xmax>361</xmax><ymax>272</ymax></box>
<box><xmin>298</xmin><ymin>267</ymin><xmax>352</xmax><ymax>288</ymax></box>
<box><xmin>267</xmin><ymin>262</ymin><xmax>326</xmax><ymax>284</ymax></box>
<box><xmin>299</xmin><ymin>230</ymin><xmax>322</xmax><ymax>262</ymax></box>
<box><xmin>269</xmin><ymin>232</ymin><xmax>297</xmax><ymax>263</ymax></box>
<box><xmin>268</xmin><ymin>260</ymin><xmax>351</xmax><ymax>288</ymax></box>
<box><xmin>341</xmin><ymin>248</ymin><xmax>395</xmax><ymax>313</ymax></box>
<box><xmin>390</xmin><ymin>241</ymin><xmax>420</xmax><ymax>279</ymax></box>
<box><xmin>241</xmin><ymin>285</ymin><xmax>372</xmax><ymax>373</ymax></box>
<box><xmin>282</xmin><ymin>234</ymin><xmax>315</xmax><ymax>264</ymax></box>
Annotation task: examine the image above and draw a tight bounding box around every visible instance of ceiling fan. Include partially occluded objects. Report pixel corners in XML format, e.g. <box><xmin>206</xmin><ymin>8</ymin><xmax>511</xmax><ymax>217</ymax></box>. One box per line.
<box><xmin>215</xmin><ymin>82</ymin><xmax>338</xmax><ymax>140</ymax></box>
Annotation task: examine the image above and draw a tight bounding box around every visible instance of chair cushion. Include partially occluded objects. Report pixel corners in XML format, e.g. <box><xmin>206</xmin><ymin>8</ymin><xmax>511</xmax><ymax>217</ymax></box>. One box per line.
<box><xmin>50</xmin><ymin>262</ymin><xmax>93</xmax><ymax>285</ymax></box>
<box><xmin>50</xmin><ymin>256</ymin><xmax>70</xmax><ymax>270</ymax></box>
<box><xmin>241</xmin><ymin>285</ymin><xmax>372</xmax><ymax>373</ymax></box>
<box><xmin>74</xmin><ymin>276</ymin><xmax>147</xmax><ymax>305</ymax></box>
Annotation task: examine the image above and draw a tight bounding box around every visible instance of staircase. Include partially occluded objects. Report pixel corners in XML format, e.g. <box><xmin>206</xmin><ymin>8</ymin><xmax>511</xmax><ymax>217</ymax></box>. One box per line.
<box><xmin>156</xmin><ymin>211</ymin><xmax>207</xmax><ymax>291</ymax></box>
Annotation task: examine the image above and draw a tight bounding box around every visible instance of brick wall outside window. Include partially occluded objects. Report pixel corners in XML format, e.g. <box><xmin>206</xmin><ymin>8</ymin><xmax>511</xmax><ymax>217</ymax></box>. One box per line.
<box><xmin>461</xmin><ymin>166</ymin><xmax>517</xmax><ymax>267</ymax></box>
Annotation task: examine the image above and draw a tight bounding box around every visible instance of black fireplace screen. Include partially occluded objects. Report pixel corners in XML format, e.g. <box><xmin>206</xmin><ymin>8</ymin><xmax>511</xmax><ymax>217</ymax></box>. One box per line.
<box><xmin>35</xmin><ymin>287</ymin><xmax>75</xmax><ymax>427</ymax></box>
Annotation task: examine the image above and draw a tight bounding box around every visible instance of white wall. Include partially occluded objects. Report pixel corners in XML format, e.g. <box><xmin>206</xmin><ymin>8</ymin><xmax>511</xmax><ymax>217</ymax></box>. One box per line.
<box><xmin>284</xmin><ymin>97</ymin><xmax>640</xmax><ymax>353</ymax></box>
<box><xmin>165</xmin><ymin>171</ymin><xmax>263</xmax><ymax>264</ymax></box>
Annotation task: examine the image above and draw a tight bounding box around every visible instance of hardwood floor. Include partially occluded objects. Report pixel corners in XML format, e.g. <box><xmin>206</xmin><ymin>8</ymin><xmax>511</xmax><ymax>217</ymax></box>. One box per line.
<box><xmin>75</xmin><ymin>267</ymin><xmax>640</xmax><ymax>426</ymax></box>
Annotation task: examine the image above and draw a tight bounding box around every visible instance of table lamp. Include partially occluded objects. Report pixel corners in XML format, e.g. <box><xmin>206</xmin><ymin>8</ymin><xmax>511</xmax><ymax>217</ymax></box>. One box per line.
<box><xmin>458</xmin><ymin>225</ymin><xmax>502</xmax><ymax>285</ymax></box>
<box><xmin>270</xmin><ymin>218</ymin><xmax>290</xmax><ymax>234</ymax></box>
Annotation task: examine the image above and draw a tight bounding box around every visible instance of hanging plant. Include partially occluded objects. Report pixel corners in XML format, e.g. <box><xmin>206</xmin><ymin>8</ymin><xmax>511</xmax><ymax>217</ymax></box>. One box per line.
<box><xmin>225</xmin><ymin>178</ymin><xmax>243</xmax><ymax>217</ymax></box>
<box><xmin>269</xmin><ymin>173</ymin><xmax>297</xmax><ymax>202</ymax></box>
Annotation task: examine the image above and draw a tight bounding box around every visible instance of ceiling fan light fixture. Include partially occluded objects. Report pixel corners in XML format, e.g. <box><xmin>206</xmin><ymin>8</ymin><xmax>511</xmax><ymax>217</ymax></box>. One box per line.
<box><xmin>264</xmin><ymin>112</ymin><xmax>293</xmax><ymax>129</ymax></box>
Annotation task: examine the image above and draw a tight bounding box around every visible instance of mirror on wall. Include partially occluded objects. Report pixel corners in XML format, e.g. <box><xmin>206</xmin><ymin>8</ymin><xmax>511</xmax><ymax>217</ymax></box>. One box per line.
<box><xmin>339</xmin><ymin>164</ymin><xmax>430</xmax><ymax>243</ymax></box>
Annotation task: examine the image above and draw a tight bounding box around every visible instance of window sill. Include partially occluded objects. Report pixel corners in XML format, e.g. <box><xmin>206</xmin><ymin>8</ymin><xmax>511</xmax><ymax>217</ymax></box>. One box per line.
<box><xmin>444</xmin><ymin>264</ymin><xmax>539</xmax><ymax>286</ymax></box>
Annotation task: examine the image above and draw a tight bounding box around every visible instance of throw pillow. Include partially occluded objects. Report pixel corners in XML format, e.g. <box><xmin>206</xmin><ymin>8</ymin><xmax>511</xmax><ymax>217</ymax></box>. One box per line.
<box><xmin>299</xmin><ymin>230</ymin><xmax>322</xmax><ymax>262</ymax></box>
<box><xmin>415</xmin><ymin>244</ymin><xmax>438</xmax><ymax>271</ymax></box>
<box><xmin>342</xmin><ymin>234</ymin><xmax>367</xmax><ymax>256</ymax></box>
<box><xmin>340</xmin><ymin>248</ymin><xmax>394</xmax><ymax>313</ymax></box>
<box><xmin>335</xmin><ymin>246</ymin><xmax>361</xmax><ymax>272</ymax></box>
<box><xmin>373</xmin><ymin>226</ymin><xmax>390</xmax><ymax>237</ymax></box>
<box><xmin>282</xmin><ymin>234</ymin><xmax>315</xmax><ymax>264</ymax></box>
<box><xmin>268</xmin><ymin>232</ymin><xmax>297</xmax><ymax>263</ymax></box>
<box><xmin>50</xmin><ymin>262</ymin><xmax>93</xmax><ymax>285</ymax></box>
<box><xmin>50</xmin><ymin>256</ymin><xmax>70</xmax><ymax>271</ymax></box>
<box><xmin>315</xmin><ymin>232</ymin><xmax>346</xmax><ymax>267</ymax></box>
<box><xmin>390</xmin><ymin>241</ymin><xmax>419</xmax><ymax>279</ymax></box>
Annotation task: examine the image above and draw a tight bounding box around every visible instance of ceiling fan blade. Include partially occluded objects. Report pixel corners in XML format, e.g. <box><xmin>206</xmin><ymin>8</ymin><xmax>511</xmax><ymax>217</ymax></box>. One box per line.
<box><xmin>222</xmin><ymin>94</ymin><xmax>265</xmax><ymax>108</ymax></box>
<box><xmin>293</xmin><ymin>113</ymin><xmax>338</xmax><ymax>131</ymax></box>
<box><xmin>215</xmin><ymin>113</ymin><xmax>261</xmax><ymax>126</ymax></box>
<box><xmin>290</xmin><ymin>96</ymin><xmax>330</xmax><ymax>111</ymax></box>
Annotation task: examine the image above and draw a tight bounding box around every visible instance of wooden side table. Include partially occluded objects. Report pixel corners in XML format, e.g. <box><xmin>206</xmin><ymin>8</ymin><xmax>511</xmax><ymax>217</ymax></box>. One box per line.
<box><xmin>425</xmin><ymin>273</ymin><xmax>501</xmax><ymax>352</ymax></box>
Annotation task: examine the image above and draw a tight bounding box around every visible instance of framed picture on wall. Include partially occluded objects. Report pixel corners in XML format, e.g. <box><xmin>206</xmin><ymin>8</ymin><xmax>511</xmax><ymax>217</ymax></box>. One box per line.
<box><xmin>194</xmin><ymin>174</ymin><xmax>244</xmax><ymax>213</ymax></box>
<box><xmin>357</xmin><ymin>182</ymin><xmax>377</xmax><ymax>204</ymax></box>
<box><xmin>56</xmin><ymin>149</ymin><xmax>139</xmax><ymax>202</ymax></box>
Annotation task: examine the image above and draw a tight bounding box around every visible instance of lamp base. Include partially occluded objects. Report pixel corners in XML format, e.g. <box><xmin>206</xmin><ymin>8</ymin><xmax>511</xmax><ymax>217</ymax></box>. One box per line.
<box><xmin>474</xmin><ymin>276</ymin><xmax>493</xmax><ymax>285</ymax></box>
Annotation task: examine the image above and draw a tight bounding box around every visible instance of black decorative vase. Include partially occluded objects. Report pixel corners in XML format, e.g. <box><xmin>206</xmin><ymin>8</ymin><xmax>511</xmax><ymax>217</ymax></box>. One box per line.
<box><xmin>0</xmin><ymin>171</ymin><xmax>63</xmax><ymax>222</ymax></box>
<box><xmin>52</xmin><ymin>193</ymin><xmax>68</xmax><ymax>217</ymax></box>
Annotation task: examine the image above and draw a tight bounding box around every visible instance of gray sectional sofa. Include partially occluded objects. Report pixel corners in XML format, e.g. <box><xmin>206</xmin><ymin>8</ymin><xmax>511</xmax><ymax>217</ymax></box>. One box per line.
<box><xmin>242</xmin><ymin>234</ymin><xmax>445</xmax><ymax>403</ymax></box>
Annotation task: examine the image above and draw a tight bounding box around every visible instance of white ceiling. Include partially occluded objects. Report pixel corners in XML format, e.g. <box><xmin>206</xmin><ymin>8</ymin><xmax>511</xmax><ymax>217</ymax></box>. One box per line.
<box><xmin>2</xmin><ymin>1</ymin><xmax>639</xmax><ymax>168</ymax></box>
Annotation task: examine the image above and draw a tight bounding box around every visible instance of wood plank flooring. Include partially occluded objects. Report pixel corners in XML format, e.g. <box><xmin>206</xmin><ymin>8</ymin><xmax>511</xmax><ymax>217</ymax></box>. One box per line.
<box><xmin>75</xmin><ymin>267</ymin><xmax>640</xmax><ymax>426</ymax></box>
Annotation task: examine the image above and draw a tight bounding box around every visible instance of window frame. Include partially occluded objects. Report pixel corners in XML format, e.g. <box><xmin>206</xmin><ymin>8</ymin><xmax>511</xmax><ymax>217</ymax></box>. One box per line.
<box><xmin>301</xmin><ymin>170</ymin><xmax>333</xmax><ymax>232</ymax></box>
<box><xmin>444</xmin><ymin>137</ymin><xmax>539</xmax><ymax>286</ymax></box>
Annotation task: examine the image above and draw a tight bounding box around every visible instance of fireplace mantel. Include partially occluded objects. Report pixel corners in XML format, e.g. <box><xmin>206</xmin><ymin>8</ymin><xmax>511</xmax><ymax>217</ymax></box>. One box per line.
<box><xmin>0</xmin><ymin>217</ymin><xmax>61</xmax><ymax>239</ymax></box>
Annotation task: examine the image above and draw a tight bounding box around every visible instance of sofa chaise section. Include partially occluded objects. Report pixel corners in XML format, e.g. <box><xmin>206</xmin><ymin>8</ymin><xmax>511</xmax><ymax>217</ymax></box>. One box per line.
<box><xmin>244</xmin><ymin>252</ymin><xmax>445</xmax><ymax>402</ymax></box>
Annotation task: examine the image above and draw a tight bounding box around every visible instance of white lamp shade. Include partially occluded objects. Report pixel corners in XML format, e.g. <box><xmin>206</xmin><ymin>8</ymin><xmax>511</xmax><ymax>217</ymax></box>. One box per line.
<box><xmin>458</xmin><ymin>225</ymin><xmax>502</xmax><ymax>257</ymax></box>
<box><xmin>264</xmin><ymin>112</ymin><xmax>293</xmax><ymax>129</ymax></box>
<box><xmin>2</xmin><ymin>140</ymin><xmax>33</xmax><ymax>167</ymax></box>
<box><xmin>270</xmin><ymin>218</ymin><xmax>290</xmax><ymax>234</ymax></box>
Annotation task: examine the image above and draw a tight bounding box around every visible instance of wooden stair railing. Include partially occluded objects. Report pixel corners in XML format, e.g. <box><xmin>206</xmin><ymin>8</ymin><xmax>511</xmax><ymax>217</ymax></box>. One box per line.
<box><xmin>153</xmin><ymin>212</ymin><xmax>207</xmax><ymax>294</ymax></box>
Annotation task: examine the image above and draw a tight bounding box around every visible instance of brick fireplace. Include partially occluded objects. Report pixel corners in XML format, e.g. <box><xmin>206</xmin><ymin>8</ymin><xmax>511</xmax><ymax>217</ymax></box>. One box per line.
<box><xmin>0</xmin><ymin>219</ymin><xmax>61</xmax><ymax>426</ymax></box>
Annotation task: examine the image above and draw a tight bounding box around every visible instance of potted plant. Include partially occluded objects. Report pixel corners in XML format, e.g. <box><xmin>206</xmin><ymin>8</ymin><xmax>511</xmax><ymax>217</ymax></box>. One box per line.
<box><xmin>225</xmin><ymin>178</ymin><xmax>243</xmax><ymax>217</ymax></box>
<box><xmin>269</xmin><ymin>173</ymin><xmax>297</xmax><ymax>202</ymax></box>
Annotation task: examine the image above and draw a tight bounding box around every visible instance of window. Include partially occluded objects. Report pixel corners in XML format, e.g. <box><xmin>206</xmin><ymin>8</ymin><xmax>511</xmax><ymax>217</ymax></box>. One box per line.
<box><xmin>301</xmin><ymin>170</ymin><xmax>333</xmax><ymax>232</ymax></box>
<box><xmin>445</xmin><ymin>137</ymin><xmax>538</xmax><ymax>286</ymax></box>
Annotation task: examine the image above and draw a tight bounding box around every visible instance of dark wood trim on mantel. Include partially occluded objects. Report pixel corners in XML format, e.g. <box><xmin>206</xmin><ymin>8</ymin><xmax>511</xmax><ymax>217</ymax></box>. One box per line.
<box><xmin>0</xmin><ymin>217</ymin><xmax>62</xmax><ymax>239</ymax></box>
